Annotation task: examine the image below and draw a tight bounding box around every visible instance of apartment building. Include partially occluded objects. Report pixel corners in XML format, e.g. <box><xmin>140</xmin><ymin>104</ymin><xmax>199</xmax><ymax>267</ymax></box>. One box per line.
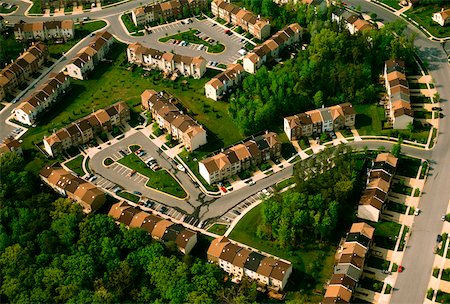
<box><xmin>208</xmin><ymin>236</ymin><xmax>292</xmax><ymax>291</ymax></box>
<box><xmin>0</xmin><ymin>42</ymin><xmax>48</xmax><ymax>101</ymax></box>
<box><xmin>243</xmin><ymin>23</ymin><xmax>302</xmax><ymax>74</ymax></box>
<box><xmin>66</xmin><ymin>31</ymin><xmax>114</xmax><ymax>80</ymax></box>
<box><xmin>199</xmin><ymin>131</ymin><xmax>280</xmax><ymax>184</ymax></box>
<box><xmin>323</xmin><ymin>222</ymin><xmax>375</xmax><ymax>304</ymax></box>
<box><xmin>204</xmin><ymin>63</ymin><xmax>244</xmax><ymax>101</ymax></box>
<box><xmin>131</xmin><ymin>0</ymin><xmax>208</xmax><ymax>26</ymax></box>
<box><xmin>357</xmin><ymin>153</ymin><xmax>398</xmax><ymax>222</ymax></box>
<box><xmin>40</xmin><ymin>163</ymin><xmax>106</xmax><ymax>213</ymax></box>
<box><xmin>43</xmin><ymin>101</ymin><xmax>130</xmax><ymax>157</ymax></box>
<box><xmin>211</xmin><ymin>0</ymin><xmax>270</xmax><ymax>39</ymax></box>
<box><xmin>0</xmin><ymin>137</ymin><xmax>22</xmax><ymax>156</ymax></box>
<box><xmin>283</xmin><ymin>103</ymin><xmax>356</xmax><ymax>141</ymax></box>
<box><xmin>109</xmin><ymin>201</ymin><xmax>198</xmax><ymax>254</ymax></box>
<box><xmin>14</xmin><ymin>72</ymin><xmax>70</xmax><ymax>126</ymax></box>
<box><xmin>331</xmin><ymin>8</ymin><xmax>375</xmax><ymax>34</ymax></box>
<box><xmin>384</xmin><ymin>59</ymin><xmax>414</xmax><ymax>129</ymax></box>
<box><xmin>127</xmin><ymin>42</ymin><xmax>206</xmax><ymax>79</ymax></box>
<box><xmin>14</xmin><ymin>20</ymin><xmax>74</xmax><ymax>41</ymax></box>
<box><xmin>141</xmin><ymin>90</ymin><xmax>207</xmax><ymax>151</ymax></box>
<box><xmin>433</xmin><ymin>8</ymin><xmax>450</xmax><ymax>27</ymax></box>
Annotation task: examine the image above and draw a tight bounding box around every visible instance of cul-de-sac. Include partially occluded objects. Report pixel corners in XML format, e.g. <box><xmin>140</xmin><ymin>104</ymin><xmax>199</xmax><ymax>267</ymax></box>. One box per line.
<box><xmin>1</xmin><ymin>0</ymin><xmax>450</xmax><ymax>302</ymax></box>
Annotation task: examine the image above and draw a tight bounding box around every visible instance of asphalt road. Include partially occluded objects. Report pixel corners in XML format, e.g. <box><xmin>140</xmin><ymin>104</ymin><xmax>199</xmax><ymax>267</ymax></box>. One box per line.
<box><xmin>345</xmin><ymin>1</ymin><xmax>450</xmax><ymax>302</ymax></box>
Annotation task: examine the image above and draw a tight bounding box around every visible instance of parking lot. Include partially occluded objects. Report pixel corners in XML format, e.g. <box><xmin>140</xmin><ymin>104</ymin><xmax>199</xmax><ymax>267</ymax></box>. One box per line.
<box><xmin>128</xmin><ymin>17</ymin><xmax>250</xmax><ymax>64</ymax></box>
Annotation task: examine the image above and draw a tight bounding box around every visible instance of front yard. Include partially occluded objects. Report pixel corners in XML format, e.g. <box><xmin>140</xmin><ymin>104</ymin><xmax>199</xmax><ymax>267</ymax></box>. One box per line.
<box><xmin>406</xmin><ymin>4</ymin><xmax>450</xmax><ymax>38</ymax></box>
<box><xmin>367</xmin><ymin>220</ymin><xmax>402</xmax><ymax>250</ymax></box>
<box><xmin>65</xmin><ymin>155</ymin><xmax>85</xmax><ymax>176</ymax></box>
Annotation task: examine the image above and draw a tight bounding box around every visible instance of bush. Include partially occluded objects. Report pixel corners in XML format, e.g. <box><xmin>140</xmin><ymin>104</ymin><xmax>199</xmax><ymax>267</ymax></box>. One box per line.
<box><xmin>427</xmin><ymin>288</ymin><xmax>434</xmax><ymax>300</ymax></box>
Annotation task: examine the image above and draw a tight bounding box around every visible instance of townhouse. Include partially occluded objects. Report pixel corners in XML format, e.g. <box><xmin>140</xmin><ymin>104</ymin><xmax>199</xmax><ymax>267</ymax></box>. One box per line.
<box><xmin>323</xmin><ymin>222</ymin><xmax>375</xmax><ymax>304</ymax></box>
<box><xmin>41</xmin><ymin>0</ymin><xmax>103</xmax><ymax>11</ymax></box>
<box><xmin>40</xmin><ymin>163</ymin><xmax>106</xmax><ymax>213</ymax></box>
<box><xmin>127</xmin><ymin>42</ymin><xmax>206</xmax><ymax>79</ymax></box>
<box><xmin>433</xmin><ymin>8</ymin><xmax>450</xmax><ymax>27</ymax></box>
<box><xmin>283</xmin><ymin>103</ymin><xmax>356</xmax><ymax>141</ymax></box>
<box><xmin>109</xmin><ymin>201</ymin><xmax>198</xmax><ymax>254</ymax></box>
<box><xmin>243</xmin><ymin>23</ymin><xmax>302</xmax><ymax>74</ymax></box>
<box><xmin>384</xmin><ymin>59</ymin><xmax>414</xmax><ymax>129</ymax></box>
<box><xmin>211</xmin><ymin>0</ymin><xmax>271</xmax><ymax>40</ymax></box>
<box><xmin>43</xmin><ymin>101</ymin><xmax>130</xmax><ymax>157</ymax></box>
<box><xmin>66</xmin><ymin>31</ymin><xmax>114</xmax><ymax>80</ymax></box>
<box><xmin>332</xmin><ymin>8</ymin><xmax>375</xmax><ymax>34</ymax></box>
<box><xmin>208</xmin><ymin>236</ymin><xmax>292</xmax><ymax>291</ymax></box>
<box><xmin>204</xmin><ymin>63</ymin><xmax>244</xmax><ymax>101</ymax></box>
<box><xmin>358</xmin><ymin>153</ymin><xmax>398</xmax><ymax>222</ymax></box>
<box><xmin>0</xmin><ymin>137</ymin><xmax>22</xmax><ymax>156</ymax></box>
<box><xmin>14</xmin><ymin>72</ymin><xmax>70</xmax><ymax>126</ymax></box>
<box><xmin>14</xmin><ymin>20</ymin><xmax>74</xmax><ymax>41</ymax></box>
<box><xmin>141</xmin><ymin>89</ymin><xmax>207</xmax><ymax>151</ymax></box>
<box><xmin>131</xmin><ymin>0</ymin><xmax>208</xmax><ymax>26</ymax></box>
<box><xmin>0</xmin><ymin>42</ymin><xmax>48</xmax><ymax>101</ymax></box>
<box><xmin>199</xmin><ymin>131</ymin><xmax>281</xmax><ymax>184</ymax></box>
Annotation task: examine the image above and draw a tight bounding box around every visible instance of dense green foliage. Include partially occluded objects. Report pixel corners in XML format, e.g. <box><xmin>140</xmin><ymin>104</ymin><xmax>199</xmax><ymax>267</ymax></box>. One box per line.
<box><xmin>229</xmin><ymin>19</ymin><xmax>415</xmax><ymax>134</ymax></box>
<box><xmin>257</xmin><ymin>146</ymin><xmax>366</xmax><ymax>247</ymax></box>
<box><xmin>0</xmin><ymin>153</ymin><xmax>258</xmax><ymax>303</ymax></box>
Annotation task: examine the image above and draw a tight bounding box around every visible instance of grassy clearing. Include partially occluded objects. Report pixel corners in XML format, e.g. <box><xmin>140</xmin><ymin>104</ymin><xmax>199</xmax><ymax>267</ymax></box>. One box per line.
<box><xmin>159</xmin><ymin>29</ymin><xmax>225</xmax><ymax>53</ymax></box>
<box><xmin>118</xmin><ymin>191</ymin><xmax>140</xmax><ymax>203</ymax></box>
<box><xmin>229</xmin><ymin>204</ymin><xmax>336</xmax><ymax>302</ymax></box>
<box><xmin>207</xmin><ymin>223</ymin><xmax>228</xmax><ymax>235</ymax></box>
<box><xmin>65</xmin><ymin>155</ymin><xmax>85</xmax><ymax>176</ymax></box>
<box><xmin>118</xmin><ymin>153</ymin><xmax>187</xmax><ymax>198</ymax></box>
<box><xmin>406</xmin><ymin>4</ymin><xmax>450</xmax><ymax>38</ymax></box>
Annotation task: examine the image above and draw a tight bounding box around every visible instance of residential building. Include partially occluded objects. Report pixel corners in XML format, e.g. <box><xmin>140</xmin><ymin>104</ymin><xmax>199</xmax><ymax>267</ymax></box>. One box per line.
<box><xmin>108</xmin><ymin>201</ymin><xmax>198</xmax><ymax>254</ymax></box>
<box><xmin>127</xmin><ymin>42</ymin><xmax>206</xmax><ymax>79</ymax></box>
<box><xmin>211</xmin><ymin>0</ymin><xmax>271</xmax><ymax>39</ymax></box>
<box><xmin>141</xmin><ymin>90</ymin><xmax>207</xmax><ymax>151</ymax></box>
<box><xmin>243</xmin><ymin>23</ymin><xmax>302</xmax><ymax>74</ymax></box>
<box><xmin>283</xmin><ymin>103</ymin><xmax>356</xmax><ymax>141</ymax></box>
<box><xmin>0</xmin><ymin>42</ymin><xmax>48</xmax><ymax>101</ymax></box>
<box><xmin>14</xmin><ymin>20</ymin><xmax>74</xmax><ymax>41</ymax></box>
<box><xmin>0</xmin><ymin>137</ymin><xmax>22</xmax><ymax>156</ymax></box>
<box><xmin>66</xmin><ymin>31</ymin><xmax>114</xmax><ymax>80</ymax></box>
<box><xmin>332</xmin><ymin>8</ymin><xmax>375</xmax><ymax>34</ymax></box>
<box><xmin>14</xmin><ymin>72</ymin><xmax>70</xmax><ymax>126</ymax></box>
<box><xmin>208</xmin><ymin>236</ymin><xmax>292</xmax><ymax>291</ymax></box>
<box><xmin>40</xmin><ymin>163</ymin><xmax>106</xmax><ymax>213</ymax></box>
<box><xmin>357</xmin><ymin>153</ymin><xmax>398</xmax><ymax>222</ymax></box>
<box><xmin>384</xmin><ymin>60</ymin><xmax>414</xmax><ymax>129</ymax></box>
<box><xmin>199</xmin><ymin>131</ymin><xmax>280</xmax><ymax>184</ymax></box>
<box><xmin>43</xmin><ymin>101</ymin><xmax>130</xmax><ymax>157</ymax></box>
<box><xmin>205</xmin><ymin>63</ymin><xmax>244</xmax><ymax>101</ymax></box>
<box><xmin>131</xmin><ymin>0</ymin><xmax>208</xmax><ymax>26</ymax></box>
<box><xmin>433</xmin><ymin>8</ymin><xmax>450</xmax><ymax>26</ymax></box>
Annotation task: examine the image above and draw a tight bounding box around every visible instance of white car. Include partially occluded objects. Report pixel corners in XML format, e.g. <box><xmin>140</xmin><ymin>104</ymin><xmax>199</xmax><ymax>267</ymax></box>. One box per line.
<box><xmin>414</xmin><ymin>208</ymin><xmax>420</xmax><ymax>216</ymax></box>
<box><xmin>238</xmin><ymin>49</ymin><xmax>247</xmax><ymax>56</ymax></box>
<box><xmin>177</xmin><ymin>164</ymin><xmax>185</xmax><ymax>172</ymax></box>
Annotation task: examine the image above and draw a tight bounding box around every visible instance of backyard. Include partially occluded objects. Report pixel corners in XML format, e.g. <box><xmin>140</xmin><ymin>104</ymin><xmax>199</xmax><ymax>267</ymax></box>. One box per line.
<box><xmin>229</xmin><ymin>204</ymin><xmax>336</xmax><ymax>303</ymax></box>
<box><xmin>117</xmin><ymin>153</ymin><xmax>187</xmax><ymax>198</ymax></box>
<box><xmin>406</xmin><ymin>4</ymin><xmax>450</xmax><ymax>38</ymax></box>
<box><xmin>159</xmin><ymin>29</ymin><xmax>225</xmax><ymax>53</ymax></box>
<box><xmin>367</xmin><ymin>220</ymin><xmax>402</xmax><ymax>250</ymax></box>
<box><xmin>65</xmin><ymin>155</ymin><xmax>85</xmax><ymax>176</ymax></box>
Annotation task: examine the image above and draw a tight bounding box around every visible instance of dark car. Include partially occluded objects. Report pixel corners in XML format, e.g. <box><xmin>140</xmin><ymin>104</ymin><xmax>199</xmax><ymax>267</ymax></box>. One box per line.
<box><xmin>133</xmin><ymin>191</ymin><xmax>142</xmax><ymax>196</ymax></box>
<box><xmin>437</xmin><ymin>234</ymin><xmax>443</xmax><ymax>243</ymax></box>
<box><xmin>145</xmin><ymin>200</ymin><xmax>155</xmax><ymax>208</ymax></box>
<box><xmin>232</xmin><ymin>210</ymin><xmax>241</xmax><ymax>216</ymax></box>
<box><xmin>160</xmin><ymin>206</ymin><xmax>168</xmax><ymax>214</ymax></box>
<box><xmin>432</xmin><ymin>107</ymin><xmax>442</xmax><ymax>111</ymax></box>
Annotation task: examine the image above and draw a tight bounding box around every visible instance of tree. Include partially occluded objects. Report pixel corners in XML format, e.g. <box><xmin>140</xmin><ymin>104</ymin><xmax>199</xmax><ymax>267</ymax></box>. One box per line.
<box><xmin>391</xmin><ymin>140</ymin><xmax>402</xmax><ymax>158</ymax></box>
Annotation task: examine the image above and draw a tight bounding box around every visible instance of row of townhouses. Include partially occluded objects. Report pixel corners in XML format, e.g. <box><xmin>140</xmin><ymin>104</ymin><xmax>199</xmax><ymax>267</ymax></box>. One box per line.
<box><xmin>0</xmin><ymin>42</ymin><xmax>48</xmax><ymax>101</ymax></box>
<box><xmin>208</xmin><ymin>236</ymin><xmax>292</xmax><ymax>291</ymax></box>
<box><xmin>204</xmin><ymin>63</ymin><xmax>244</xmax><ymax>101</ymax></box>
<box><xmin>131</xmin><ymin>0</ymin><xmax>208</xmax><ymax>26</ymax></box>
<box><xmin>66</xmin><ymin>31</ymin><xmax>114</xmax><ymax>80</ymax></box>
<box><xmin>14</xmin><ymin>20</ymin><xmax>75</xmax><ymax>41</ymax></box>
<box><xmin>41</xmin><ymin>0</ymin><xmax>99</xmax><ymax>10</ymax></box>
<box><xmin>243</xmin><ymin>23</ymin><xmax>302</xmax><ymax>74</ymax></box>
<box><xmin>14</xmin><ymin>72</ymin><xmax>70</xmax><ymax>126</ymax></box>
<box><xmin>0</xmin><ymin>137</ymin><xmax>22</xmax><ymax>156</ymax></box>
<box><xmin>40</xmin><ymin>163</ymin><xmax>106</xmax><ymax>213</ymax></box>
<box><xmin>199</xmin><ymin>131</ymin><xmax>281</xmax><ymax>184</ymax></box>
<box><xmin>323</xmin><ymin>222</ymin><xmax>375</xmax><ymax>304</ymax></box>
<box><xmin>211</xmin><ymin>0</ymin><xmax>271</xmax><ymax>40</ymax></box>
<box><xmin>384</xmin><ymin>59</ymin><xmax>414</xmax><ymax>129</ymax></box>
<box><xmin>141</xmin><ymin>89</ymin><xmax>207</xmax><ymax>151</ymax></box>
<box><xmin>433</xmin><ymin>8</ymin><xmax>450</xmax><ymax>27</ymax></box>
<box><xmin>331</xmin><ymin>8</ymin><xmax>376</xmax><ymax>34</ymax></box>
<box><xmin>358</xmin><ymin>152</ymin><xmax>398</xmax><ymax>222</ymax></box>
<box><xmin>283</xmin><ymin>103</ymin><xmax>356</xmax><ymax>141</ymax></box>
<box><xmin>109</xmin><ymin>201</ymin><xmax>198</xmax><ymax>254</ymax></box>
<box><xmin>43</xmin><ymin>101</ymin><xmax>130</xmax><ymax>157</ymax></box>
<box><xmin>127</xmin><ymin>42</ymin><xmax>207</xmax><ymax>79</ymax></box>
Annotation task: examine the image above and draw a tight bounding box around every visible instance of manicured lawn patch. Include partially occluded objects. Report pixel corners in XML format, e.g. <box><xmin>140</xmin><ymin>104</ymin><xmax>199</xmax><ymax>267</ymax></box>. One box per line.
<box><xmin>397</xmin><ymin>156</ymin><xmax>421</xmax><ymax>178</ymax></box>
<box><xmin>121</xmin><ymin>13</ymin><xmax>143</xmax><ymax>34</ymax></box>
<box><xmin>0</xmin><ymin>31</ymin><xmax>26</xmax><ymax>67</ymax></box>
<box><xmin>410</xmin><ymin>95</ymin><xmax>431</xmax><ymax>103</ymax></box>
<box><xmin>207</xmin><ymin>223</ymin><xmax>228</xmax><ymax>235</ymax></box>
<box><xmin>28</xmin><ymin>0</ymin><xmax>42</xmax><ymax>14</ymax></box>
<box><xmin>385</xmin><ymin>201</ymin><xmax>407</xmax><ymax>214</ymax></box>
<box><xmin>429</xmin><ymin>127</ymin><xmax>437</xmax><ymax>148</ymax></box>
<box><xmin>118</xmin><ymin>153</ymin><xmax>187</xmax><ymax>198</ymax></box>
<box><xmin>129</xmin><ymin>144</ymin><xmax>141</xmax><ymax>152</ymax></box>
<box><xmin>0</xmin><ymin>4</ymin><xmax>17</xmax><ymax>13</ymax></box>
<box><xmin>437</xmin><ymin>233</ymin><xmax>447</xmax><ymax>256</ymax></box>
<box><xmin>366</xmin><ymin>255</ymin><xmax>389</xmax><ymax>270</ymax></box>
<box><xmin>406</xmin><ymin>4</ymin><xmax>450</xmax><ymax>38</ymax></box>
<box><xmin>427</xmin><ymin>288</ymin><xmax>435</xmax><ymax>300</ymax></box>
<box><xmin>433</xmin><ymin>268</ymin><xmax>440</xmax><ymax>278</ymax></box>
<box><xmin>159</xmin><ymin>29</ymin><xmax>225</xmax><ymax>53</ymax></box>
<box><xmin>368</xmin><ymin>220</ymin><xmax>402</xmax><ymax>250</ymax></box>
<box><xmin>384</xmin><ymin>284</ymin><xmax>392</xmax><ymax>294</ymax></box>
<box><xmin>442</xmin><ymin>269</ymin><xmax>450</xmax><ymax>282</ymax></box>
<box><xmin>379</xmin><ymin>0</ymin><xmax>401</xmax><ymax>10</ymax></box>
<box><xmin>391</xmin><ymin>182</ymin><xmax>413</xmax><ymax>196</ymax></box>
<box><xmin>179</xmin><ymin>149</ymin><xmax>220</xmax><ymax>192</ymax></box>
<box><xmin>414</xmin><ymin>109</ymin><xmax>432</xmax><ymax>119</ymax></box>
<box><xmin>436</xmin><ymin>290</ymin><xmax>450</xmax><ymax>303</ymax></box>
<box><xmin>104</xmin><ymin>157</ymin><xmax>114</xmax><ymax>166</ymax></box>
<box><xmin>65</xmin><ymin>155</ymin><xmax>85</xmax><ymax>176</ymax></box>
<box><xmin>276</xmin><ymin>177</ymin><xmax>296</xmax><ymax>191</ymax></box>
<box><xmin>398</xmin><ymin>226</ymin><xmax>409</xmax><ymax>251</ymax></box>
<box><xmin>359</xmin><ymin>277</ymin><xmax>384</xmax><ymax>292</ymax></box>
<box><xmin>118</xmin><ymin>191</ymin><xmax>140</xmax><ymax>203</ymax></box>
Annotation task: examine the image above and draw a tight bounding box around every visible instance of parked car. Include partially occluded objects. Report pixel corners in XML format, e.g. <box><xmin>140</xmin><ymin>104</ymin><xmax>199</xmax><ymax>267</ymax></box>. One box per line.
<box><xmin>432</xmin><ymin>107</ymin><xmax>443</xmax><ymax>111</ymax></box>
<box><xmin>145</xmin><ymin>200</ymin><xmax>155</xmax><ymax>208</ymax></box>
<box><xmin>129</xmin><ymin>170</ymin><xmax>137</xmax><ymax>177</ymax></box>
<box><xmin>442</xmin><ymin>215</ymin><xmax>446</xmax><ymax>222</ymax></box>
<box><xmin>238</xmin><ymin>49</ymin><xmax>247</xmax><ymax>56</ymax></box>
<box><xmin>212</xmin><ymin>23</ymin><xmax>216</xmax><ymax>27</ymax></box>
<box><xmin>160</xmin><ymin>206</ymin><xmax>168</xmax><ymax>214</ymax></box>
<box><xmin>113</xmin><ymin>186</ymin><xmax>122</xmax><ymax>193</ymax></box>
<box><xmin>133</xmin><ymin>191</ymin><xmax>142</xmax><ymax>195</ymax></box>
<box><xmin>248</xmin><ymin>180</ymin><xmax>256</xmax><ymax>186</ymax></box>
<box><xmin>232</xmin><ymin>210</ymin><xmax>241</xmax><ymax>216</ymax></box>
<box><xmin>414</xmin><ymin>208</ymin><xmax>420</xmax><ymax>216</ymax></box>
<box><xmin>177</xmin><ymin>164</ymin><xmax>185</xmax><ymax>172</ymax></box>
<box><xmin>437</xmin><ymin>234</ymin><xmax>443</xmax><ymax>243</ymax></box>
<box><xmin>224</xmin><ymin>29</ymin><xmax>230</xmax><ymax>34</ymax></box>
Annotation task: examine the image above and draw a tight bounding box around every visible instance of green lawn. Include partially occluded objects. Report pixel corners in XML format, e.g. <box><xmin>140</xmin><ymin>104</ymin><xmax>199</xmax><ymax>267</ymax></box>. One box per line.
<box><xmin>121</xmin><ymin>13</ymin><xmax>143</xmax><ymax>34</ymax></box>
<box><xmin>406</xmin><ymin>4</ymin><xmax>450</xmax><ymax>38</ymax></box>
<box><xmin>275</xmin><ymin>177</ymin><xmax>296</xmax><ymax>191</ymax></box>
<box><xmin>0</xmin><ymin>4</ymin><xmax>17</xmax><ymax>13</ymax></box>
<box><xmin>366</xmin><ymin>255</ymin><xmax>390</xmax><ymax>270</ymax></box>
<box><xmin>118</xmin><ymin>191</ymin><xmax>140</xmax><ymax>203</ymax></box>
<box><xmin>385</xmin><ymin>201</ymin><xmax>407</xmax><ymax>214</ymax></box>
<box><xmin>65</xmin><ymin>155</ymin><xmax>85</xmax><ymax>176</ymax></box>
<box><xmin>0</xmin><ymin>31</ymin><xmax>26</xmax><ymax>67</ymax></box>
<box><xmin>359</xmin><ymin>277</ymin><xmax>384</xmax><ymax>292</ymax></box>
<box><xmin>28</xmin><ymin>0</ymin><xmax>42</xmax><ymax>14</ymax></box>
<box><xmin>391</xmin><ymin>182</ymin><xmax>413</xmax><ymax>196</ymax></box>
<box><xmin>159</xmin><ymin>29</ymin><xmax>225</xmax><ymax>53</ymax></box>
<box><xmin>229</xmin><ymin>204</ymin><xmax>336</xmax><ymax>302</ymax></box>
<box><xmin>118</xmin><ymin>153</ymin><xmax>187</xmax><ymax>198</ymax></box>
<box><xmin>367</xmin><ymin>220</ymin><xmax>402</xmax><ymax>250</ymax></box>
<box><xmin>207</xmin><ymin>223</ymin><xmax>228</xmax><ymax>235</ymax></box>
<box><xmin>178</xmin><ymin>149</ymin><xmax>218</xmax><ymax>192</ymax></box>
<box><xmin>379</xmin><ymin>0</ymin><xmax>401</xmax><ymax>10</ymax></box>
<box><xmin>397</xmin><ymin>156</ymin><xmax>421</xmax><ymax>178</ymax></box>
